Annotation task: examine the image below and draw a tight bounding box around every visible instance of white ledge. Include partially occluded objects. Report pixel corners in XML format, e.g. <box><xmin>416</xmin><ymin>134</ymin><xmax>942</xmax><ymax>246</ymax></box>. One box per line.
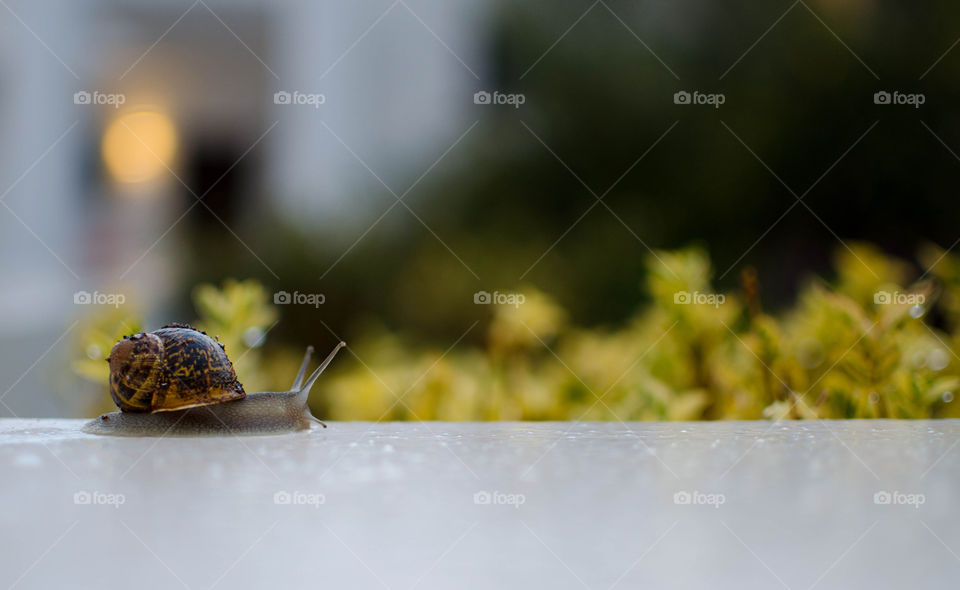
<box><xmin>0</xmin><ymin>419</ymin><xmax>957</xmax><ymax>589</ymax></box>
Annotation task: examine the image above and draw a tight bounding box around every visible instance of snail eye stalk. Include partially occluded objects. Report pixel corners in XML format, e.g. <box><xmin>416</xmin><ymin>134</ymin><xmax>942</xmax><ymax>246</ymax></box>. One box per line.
<box><xmin>291</xmin><ymin>346</ymin><xmax>315</xmax><ymax>391</ymax></box>
<box><xmin>297</xmin><ymin>342</ymin><xmax>346</xmax><ymax>402</ymax></box>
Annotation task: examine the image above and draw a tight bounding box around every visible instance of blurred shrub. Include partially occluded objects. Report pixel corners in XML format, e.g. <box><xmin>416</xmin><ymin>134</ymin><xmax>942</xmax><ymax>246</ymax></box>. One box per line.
<box><xmin>326</xmin><ymin>242</ymin><xmax>960</xmax><ymax>420</ymax></box>
<box><xmin>74</xmin><ymin>246</ymin><xmax>960</xmax><ymax>420</ymax></box>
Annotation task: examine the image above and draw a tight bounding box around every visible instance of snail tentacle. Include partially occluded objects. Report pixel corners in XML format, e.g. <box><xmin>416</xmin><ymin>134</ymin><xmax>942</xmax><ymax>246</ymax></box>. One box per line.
<box><xmin>296</xmin><ymin>342</ymin><xmax>346</xmax><ymax>404</ymax></box>
<box><xmin>291</xmin><ymin>345</ymin><xmax>314</xmax><ymax>391</ymax></box>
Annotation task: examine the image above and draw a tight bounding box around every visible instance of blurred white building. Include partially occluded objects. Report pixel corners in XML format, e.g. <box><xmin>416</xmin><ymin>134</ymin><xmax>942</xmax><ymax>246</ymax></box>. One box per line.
<box><xmin>0</xmin><ymin>0</ymin><xmax>489</xmax><ymax>415</ymax></box>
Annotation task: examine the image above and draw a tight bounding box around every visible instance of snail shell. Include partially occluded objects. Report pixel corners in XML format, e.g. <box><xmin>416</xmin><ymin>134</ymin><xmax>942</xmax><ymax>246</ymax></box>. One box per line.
<box><xmin>107</xmin><ymin>324</ymin><xmax>245</xmax><ymax>413</ymax></box>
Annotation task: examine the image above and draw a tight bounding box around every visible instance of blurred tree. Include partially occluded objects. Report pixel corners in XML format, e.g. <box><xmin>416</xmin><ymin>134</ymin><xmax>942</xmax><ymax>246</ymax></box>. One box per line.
<box><xmin>183</xmin><ymin>0</ymin><xmax>960</xmax><ymax>347</ymax></box>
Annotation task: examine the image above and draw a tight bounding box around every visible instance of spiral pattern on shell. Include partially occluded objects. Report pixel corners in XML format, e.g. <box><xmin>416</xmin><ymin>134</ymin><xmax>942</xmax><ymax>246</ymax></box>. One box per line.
<box><xmin>107</xmin><ymin>324</ymin><xmax>245</xmax><ymax>413</ymax></box>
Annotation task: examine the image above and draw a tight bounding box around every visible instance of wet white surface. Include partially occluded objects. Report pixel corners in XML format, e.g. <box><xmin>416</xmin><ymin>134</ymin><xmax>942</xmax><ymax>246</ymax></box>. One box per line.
<box><xmin>0</xmin><ymin>419</ymin><xmax>958</xmax><ymax>589</ymax></box>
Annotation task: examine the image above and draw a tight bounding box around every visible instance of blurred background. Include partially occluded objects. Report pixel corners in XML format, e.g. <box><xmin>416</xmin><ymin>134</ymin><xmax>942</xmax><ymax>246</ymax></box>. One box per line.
<box><xmin>2</xmin><ymin>0</ymin><xmax>960</xmax><ymax>420</ymax></box>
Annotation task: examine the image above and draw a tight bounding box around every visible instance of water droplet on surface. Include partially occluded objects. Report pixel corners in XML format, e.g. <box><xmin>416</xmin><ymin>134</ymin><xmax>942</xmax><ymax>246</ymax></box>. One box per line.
<box><xmin>909</xmin><ymin>304</ymin><xmax>925</xmax><ymax>319</ymax></box>
<box><xmin>243</xmin><ymin>327</ymin><xmax>265</xmax><ymax>348</ymax></box>
<box><xmin>86</xmin><ymin>344</ymin><xmax>102</xmax><ymax>360</ymax></box>
<box><xmin>928</xmin><ymin>349</ymin><xmax>949</xmax><ymax>371</ymax></box>
<box><xmin>943</xmin><ymin>392</ymin><xmax>954</xmax><ymax>403</ymax></box>
<box><xmin>868</xmin><ymin>392</ymin><xmax>880</xmax><ymax>404</ymax></box>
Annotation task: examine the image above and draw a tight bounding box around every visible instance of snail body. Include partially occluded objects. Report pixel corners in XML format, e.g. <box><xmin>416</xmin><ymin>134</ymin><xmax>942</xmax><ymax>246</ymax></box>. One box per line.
<box><xmin>83</xmin><ymin>324</ymin><xmax>344</xmax><ymax>437</ymax></box>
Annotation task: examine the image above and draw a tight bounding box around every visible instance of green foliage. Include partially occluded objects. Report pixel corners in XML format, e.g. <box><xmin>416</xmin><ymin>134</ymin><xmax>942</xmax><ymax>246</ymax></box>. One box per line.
<box><xmin>326</xmin><ymin>244</ymin><xmax>960</xmax><ymax>421</ymax></box>
<box><xmin>73</xmin><ymin>246</ymin><xmax>960</xmax><ymax>421</ymax></box>
<box><xmin>191</xmin><ymin>280</ymin><xmax>279</xmax><ymax>393</ymax></box>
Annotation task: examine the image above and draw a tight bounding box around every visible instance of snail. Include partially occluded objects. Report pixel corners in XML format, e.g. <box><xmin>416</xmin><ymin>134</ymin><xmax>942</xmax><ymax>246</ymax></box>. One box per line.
<box><xmin>82</xmin><ymin>324</ymin><xmax>345</xmax><ymax>436</ymax></box>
